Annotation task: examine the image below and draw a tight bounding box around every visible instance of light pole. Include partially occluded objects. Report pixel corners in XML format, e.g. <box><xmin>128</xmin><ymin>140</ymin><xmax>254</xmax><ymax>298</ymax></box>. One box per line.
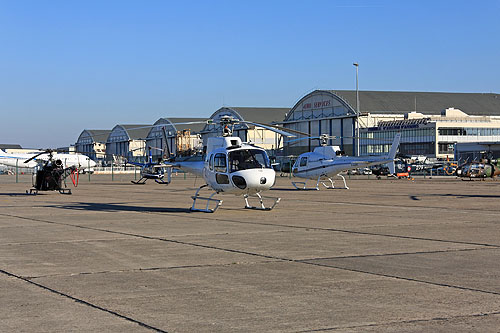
<box><xmin>353</xmin><ymin>62</ymin><xmax>360</xmax><ymax>156</ymax></box>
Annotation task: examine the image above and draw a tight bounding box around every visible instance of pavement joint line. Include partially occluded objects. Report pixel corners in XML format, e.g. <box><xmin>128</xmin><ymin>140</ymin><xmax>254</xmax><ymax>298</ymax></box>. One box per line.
<box><xmin>2</xmin><ymin>210</ymin><xmax>500</xmax><ymax>251</ymax></box>
<box><xmin>0</xmin><ymin>268</ymin><xmax>168</xmax><ymax>333</ymax></box>
<box><xmin>298</xmin><ymin>247</ymin><xmax>489</xmax><ymax>261</ymax></box>
<box><xmin>1</xmin><ymin>237</ymin><xmax>134</xmax><ymax>247</ymax></box>
<box><xmin>2</xmin><ymin>212</ymin><xmax>500</xmax><ymax>298</ymax></box>
<box><xmin>295</xmin><ymin>310</ymin><xmax>500</xmax><ymax>332</ymax></box>
<box><xmin>26</xmin><ymin>260</ymin><xmax>280</xmax><ymax>279</ymax></box>
<box><xmin>299</xmin><ymin>260</ymin><xmax>500</xmax><ymax>297</ymax></box>
<box><xmin>282</xmin><ymin>197</ymin><xmax>500</xmax><ymax>215</ymax></box>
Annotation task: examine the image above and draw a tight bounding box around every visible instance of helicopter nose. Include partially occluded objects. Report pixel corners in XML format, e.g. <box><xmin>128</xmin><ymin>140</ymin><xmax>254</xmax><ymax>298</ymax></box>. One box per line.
<box><xmin>231</xmin><ymin>169</ymin><xmax>275</xmax><ymax>191</ymax></box>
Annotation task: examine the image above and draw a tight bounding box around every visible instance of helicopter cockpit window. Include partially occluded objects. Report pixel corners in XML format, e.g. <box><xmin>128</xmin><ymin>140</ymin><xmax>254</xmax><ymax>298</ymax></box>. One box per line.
<box><xmin>214</xmin><ymin>153</ymin><xmax>227</xmax><ymax>172</ymax></box>
<box><xmin>209</xmin><ymin>154</ymin><xmax>214</xmax><ymax>171</ymax></box>
<box><xmin>299</xmin><ymin>156</ymin><xmax>308</xmax><ymax>167</ymax></box>
<box><xmin>229</xmin><ymin>149</ymin><xmax>271</xmax><ymax>172</ymax></box>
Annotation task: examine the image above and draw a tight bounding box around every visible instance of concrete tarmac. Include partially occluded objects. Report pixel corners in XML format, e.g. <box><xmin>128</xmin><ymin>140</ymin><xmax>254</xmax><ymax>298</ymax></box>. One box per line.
<box><xmin>1</xmin><ymin>174</ymin><xmax>500</xmax><ymax>332</ymax></box>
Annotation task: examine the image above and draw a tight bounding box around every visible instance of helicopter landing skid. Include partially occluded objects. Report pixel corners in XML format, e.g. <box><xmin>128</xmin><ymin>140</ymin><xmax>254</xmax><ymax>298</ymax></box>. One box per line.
<box><xmin>131</xmin><ymin>178</ymin><xmax>147</xmax><ymax>184</ymax></box>
<box><xmin>292</xmin><ymin>174</ymin><xmax>349</xmax><ymax>190</ymax></box>
<box><xmin>26</xmin><ymin>188</ymin><xmax>72</xmax><ymax>195</ymax></box>
<box><xmin>190</xmin><ymin>185</ymin><xmax>223</xmax><ymax>213</ymax></box>
<box><xmin>244</xmin><ymin>193</ymin><xmax>281</xmax><ymax>211</ymax></box>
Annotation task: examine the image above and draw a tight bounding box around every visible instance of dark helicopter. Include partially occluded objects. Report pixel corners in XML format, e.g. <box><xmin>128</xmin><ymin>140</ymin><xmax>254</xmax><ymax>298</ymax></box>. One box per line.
<box><xmin>25</xmin><ymin>150</ymin><xmax>79</xmax><ymax>195</ymax></box>
<box><xmin>455</xmin><ymin>154</ymin><xmax>500</xmax><ymax>180</ymax></box>
<box><xmin>127</xmin><ymin>126</ymin><xmax>173</xmax><ymax>185</ymax></box>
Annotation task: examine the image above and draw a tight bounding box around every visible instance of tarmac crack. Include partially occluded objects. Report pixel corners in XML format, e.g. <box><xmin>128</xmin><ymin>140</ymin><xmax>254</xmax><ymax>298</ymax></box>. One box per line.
<box><xmin>299</xmin><ymin>247</ymin><xmax>487</xmax><ymax>261</ymax></box>
<box><xmin>298</xmin><ymin>259</ymin><xmax>500</xmax><ymax>297</ymax></box>
<box><xmin>25</xmin><ymin>259</ymin><xmax>280</xmax><ymax>279</ymax></box>
<box><xmin>0</xmin><ymin>268</ymin><xmax>168</xmax><ymax>333</ymax></box>
<box><xmin>295</xmin><ymin>310</ymin><xmax>500</xmax><ymax>332</ymax></box>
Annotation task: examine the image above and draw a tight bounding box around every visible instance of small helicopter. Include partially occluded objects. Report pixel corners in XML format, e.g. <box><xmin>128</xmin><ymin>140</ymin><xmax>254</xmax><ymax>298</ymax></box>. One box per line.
<box><xmin>164</xmin><ymin>116</ymin><xmax>297</xmax><ymax>212</ymax></box>
<box><xmin>24</xmin><ymin>150</ymin><xmax>79</xmax><ymax>195</ymax></box>
<box><xmin>289</xmin><ymin>133</ymin><xmax>401</xmax><ymax>190</ymax></box>
<box><xmin>127</xmin><ymin>127</ymin><xmax>173</xmax><ymax>185</ymax></box>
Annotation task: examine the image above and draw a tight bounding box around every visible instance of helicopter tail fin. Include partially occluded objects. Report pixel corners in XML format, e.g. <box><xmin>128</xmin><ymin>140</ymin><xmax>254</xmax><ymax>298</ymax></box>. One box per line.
<box><xmin>388</xmin><ymin>133</ymin><xmax>401</xmax><ymax>160</ymax></box>
<box><xmin>388</xmin><ymin>161</ymin><xmax>395</xmax><ymax>175</ymax></box>
<box><xmin>384</xmin><ymin>133</ymin><xmax>401</xmax><ymax>175</ymax></box>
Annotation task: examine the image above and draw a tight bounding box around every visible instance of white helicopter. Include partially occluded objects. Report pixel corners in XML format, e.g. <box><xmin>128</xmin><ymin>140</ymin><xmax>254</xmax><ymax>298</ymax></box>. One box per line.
<box><xmin>165</xmin><ymin>116</ymin><xmax>297</xmax><ymax>212</ymax></box>
<box><xmin>290</xmin><ymin>133</ymin><xmax>401</xmax><ymax>190</ymax></box>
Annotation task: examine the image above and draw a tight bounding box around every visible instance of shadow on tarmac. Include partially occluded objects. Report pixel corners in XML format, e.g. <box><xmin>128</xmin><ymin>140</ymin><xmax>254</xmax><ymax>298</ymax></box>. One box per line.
<box><xmin>410</xmin><ymin>193</ymin><xmax>500</xmax><ymax>200</ymax></box>
<box><xmin>0</xmin><ymin>193</ymin><xmax>36</xmax><ymax>196</ymax></box>
<box><xmin>55</xmin><ymin>202</ymin><xmax>192</xmax><ymax>213</ymax></box>
<box><xmin>270</xmin><ymin>187</ymin><xmax>302</xmax><ymax>192</ymax></box>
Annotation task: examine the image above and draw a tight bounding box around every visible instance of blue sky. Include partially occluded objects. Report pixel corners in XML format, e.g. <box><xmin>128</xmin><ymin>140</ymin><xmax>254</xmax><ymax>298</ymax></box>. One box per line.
<box><xmin>1</xmin><ymin>0</ymin><xmax>499</xmax><ymax>147</ymax></box>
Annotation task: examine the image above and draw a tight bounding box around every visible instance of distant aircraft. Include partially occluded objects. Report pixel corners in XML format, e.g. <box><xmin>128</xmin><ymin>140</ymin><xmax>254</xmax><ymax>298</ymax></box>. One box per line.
<box><xmin>456</xmin><ymin>158</ymin><xmax>500</xmax><ymax>179</ymax></box>
<box><xmin>0</xmin><ymin>149</ymin><xmax>96</xmax><ymax>172</ymax></box>
<box><xmin>290</xmin><ymin>133</ymin><xmax>401</xmax><ymax>190</ymax></box>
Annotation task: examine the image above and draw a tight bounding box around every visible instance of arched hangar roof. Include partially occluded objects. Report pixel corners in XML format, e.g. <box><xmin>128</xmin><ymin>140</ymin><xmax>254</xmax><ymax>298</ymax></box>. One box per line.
<box><xmin>107</xmin><ymin>124</ymin><xmax>150</xmax><ymax>143</ymax></box>
<box><xmin>284</xmin><ymin>90</ymin><xmax>357</xmax><ymax>123</ymax></box>
<box><xmin>147</xmin><ymin>117</ymin><xmax>206</xmax><ymax>139</ymax></box>
<box><xmin>328</xmin><ymin>90</ymin><xmax>500</xmax><ymax>116</ymax></box>
<box><xmin>76</xmin><ymin>129</ymin><xmax>112</xmax><ymax>144</ymax></box>
<box><xmin>285</xmin><ymin>89</ymin><xmax>500</xmax><ymax>121</ymax></box>
<box><xmin>201</xmin><ymin>106</ymin><xmax>289</xmax><ymax>133</ymax></box>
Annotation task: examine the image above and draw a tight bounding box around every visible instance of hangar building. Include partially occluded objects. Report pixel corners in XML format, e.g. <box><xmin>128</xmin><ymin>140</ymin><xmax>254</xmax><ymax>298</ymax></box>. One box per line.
<box><xmin>106</xmin><ymin>125</ymin><xmax>150</xmax><ymax>163</ymax></box>
<box><xmin>145</xmin><ymin>117</ymin><xmax>206</xmax><ymax>158</ymax></box>
<box><xmin>281</xmin><ymin>90</ymin><xmax>500</xmax><ymax>158</ymax></box>
<box><xmin>75</xmin><ymin>130</ymin><xmax>111</xmax><ymax>161</ymax></box>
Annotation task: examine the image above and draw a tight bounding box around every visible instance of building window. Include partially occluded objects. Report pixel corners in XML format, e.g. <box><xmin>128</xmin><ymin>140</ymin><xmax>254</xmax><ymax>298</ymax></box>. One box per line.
<box><xmin>438</xmin><ymin>143</ymin><xmax>454</xmax><ymax>154</ymax></box>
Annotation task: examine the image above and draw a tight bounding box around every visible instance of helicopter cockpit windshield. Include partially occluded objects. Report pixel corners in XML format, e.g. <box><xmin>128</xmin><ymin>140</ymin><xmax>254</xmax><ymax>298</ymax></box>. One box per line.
<box><xmin>229</xmin><ymin>149</ymin><xmax>271</xmax><ymax>172</ymax></box>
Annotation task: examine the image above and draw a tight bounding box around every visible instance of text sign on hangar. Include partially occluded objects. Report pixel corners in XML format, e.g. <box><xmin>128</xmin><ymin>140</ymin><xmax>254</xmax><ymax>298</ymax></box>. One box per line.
<box><xmin>302</xmin><ymin>100</ymin><xmax>331</xmax><ymax>110</ymax></box>
<box><xmin>367</xmin><ymin>124</ymin><xmax>420</xmax><ymax>132</ymax></box>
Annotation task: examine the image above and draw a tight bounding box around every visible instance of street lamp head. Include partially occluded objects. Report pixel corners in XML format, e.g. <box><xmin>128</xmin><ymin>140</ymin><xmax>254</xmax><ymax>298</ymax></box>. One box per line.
<box><xmin>353</xmin><ymin>62</ymin><xmax>359</xmax><ymax>67</ymax></box>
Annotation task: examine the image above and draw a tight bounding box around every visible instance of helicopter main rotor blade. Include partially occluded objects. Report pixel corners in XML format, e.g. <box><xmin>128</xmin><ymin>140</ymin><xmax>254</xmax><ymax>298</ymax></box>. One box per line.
<box><xmin>239</xmin><ymin>120</ymin><xmax>297</xmax><ymax>137</ymax></box>
<box><xmin>24</xmin><ymin>151</ymin><xmax>50</xmax><ymax>164</ymax></box>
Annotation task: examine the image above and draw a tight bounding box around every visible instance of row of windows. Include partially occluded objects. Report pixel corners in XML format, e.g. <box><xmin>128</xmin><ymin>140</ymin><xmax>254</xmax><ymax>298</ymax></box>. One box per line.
<box><xmin>361</xmin><ymin>142</ymin><xmax>435</xmax><ymax>156</ymax></box>
<box><xmin>290</xmin><ymin>106</ymin><xmax>349</xmax><ymax>121</ymax></box>
<box><xmin>400</xmin><ymin>143</ymin><xmax>435</xmax><ymax>156</ymax></box>
<box><xmin>438</xmin><ymin>127</ymin><xmax>500</xmax><ymax>136</ymax></box>
<box><xmin>362</xmin><ymin>128</ymin><xmax>435</xmax><ymax>141</ymax></box>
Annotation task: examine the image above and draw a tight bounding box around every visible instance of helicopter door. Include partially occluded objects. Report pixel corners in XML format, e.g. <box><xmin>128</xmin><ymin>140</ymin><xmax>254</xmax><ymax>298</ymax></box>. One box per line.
<box><xmin>213</xmin><ymin>153</ymin><xmax>229</xmax><ymax>184</ymax></box>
